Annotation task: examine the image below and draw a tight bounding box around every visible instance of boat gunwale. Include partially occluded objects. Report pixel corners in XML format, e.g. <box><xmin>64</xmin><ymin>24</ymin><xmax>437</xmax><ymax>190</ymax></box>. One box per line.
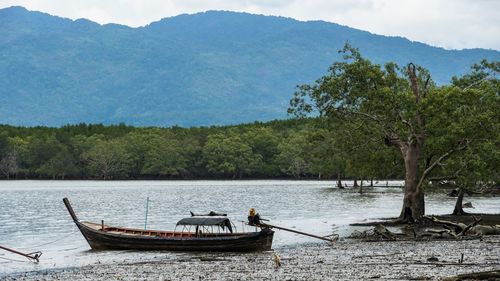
<box><xmin>78</xmin><ymin>221</ymin><xmax>267</xmax><ymax>241</ymax></box>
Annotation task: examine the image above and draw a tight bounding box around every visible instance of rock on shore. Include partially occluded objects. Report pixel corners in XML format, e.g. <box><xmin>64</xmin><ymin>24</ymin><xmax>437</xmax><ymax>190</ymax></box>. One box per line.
<box><xmin>3</xmin><ymin>236</ymin><xmax>499</xmax><ymax>281</ymax></box>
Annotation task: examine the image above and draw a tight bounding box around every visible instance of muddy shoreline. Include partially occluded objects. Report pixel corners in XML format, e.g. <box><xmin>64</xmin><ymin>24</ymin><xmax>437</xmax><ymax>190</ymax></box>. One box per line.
<box><xmin>2</xmin><ymin>236</ymin><xmax>499</xmax><ymax>281</ymax></box>
<box><xmin>351</xmin><ymin>213</ymin><xmax>500</xmax><ymax>226</ymax></box>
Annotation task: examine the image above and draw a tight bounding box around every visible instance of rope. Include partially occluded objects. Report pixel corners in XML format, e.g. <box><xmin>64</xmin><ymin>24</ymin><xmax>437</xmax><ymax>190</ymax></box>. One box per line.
<box><xmin>0</xmin><ymin>229</ymin><xmax>78</xmax><ymax>264</ymax></box>
<box><xmin>0</xmin><ymin>256</ymin><xmax>28</xmax><ymax>263</ymax></box>
<box><xmin>18</xmin><ymin>230</ymin><xmax>78</xmax><ymax>250</ymax></box>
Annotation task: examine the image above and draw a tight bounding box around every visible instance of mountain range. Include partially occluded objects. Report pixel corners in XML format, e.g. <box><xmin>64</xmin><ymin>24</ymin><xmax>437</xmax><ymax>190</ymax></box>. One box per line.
<box><xmin>1</xmin><ymin>6</ymin><xmax>499</xmax><ymax>127</ymax></box>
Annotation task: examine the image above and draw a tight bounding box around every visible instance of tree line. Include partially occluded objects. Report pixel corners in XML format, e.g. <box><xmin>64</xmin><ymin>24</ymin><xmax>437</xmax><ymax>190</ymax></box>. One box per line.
<box><xmin>0</xmin><ymin>119</ymin><xmax>404</xmax><ymax>181</ymax></box>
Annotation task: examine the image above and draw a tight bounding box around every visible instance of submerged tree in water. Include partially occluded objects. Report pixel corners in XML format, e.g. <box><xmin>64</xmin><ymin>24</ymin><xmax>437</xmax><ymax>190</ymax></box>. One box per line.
<box><xmin>289</xmin><ymin>44</ymin><xmax>499</xmax><ymax>222</ymax></box>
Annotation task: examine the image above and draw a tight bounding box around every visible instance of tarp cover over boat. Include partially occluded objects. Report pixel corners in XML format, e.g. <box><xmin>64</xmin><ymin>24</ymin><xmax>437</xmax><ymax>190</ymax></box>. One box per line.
<box><xmin>177</xmin><ymin>217</ymin><xmax>233</xmax><ymax>233</ymax></box>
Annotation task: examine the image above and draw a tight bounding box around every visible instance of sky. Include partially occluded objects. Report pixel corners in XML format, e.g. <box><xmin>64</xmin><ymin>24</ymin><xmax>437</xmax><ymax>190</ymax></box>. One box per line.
<box><xmin>1</xmin><ymin>0</ymin><xmax>499</xmax><ymax>50</ymax></box>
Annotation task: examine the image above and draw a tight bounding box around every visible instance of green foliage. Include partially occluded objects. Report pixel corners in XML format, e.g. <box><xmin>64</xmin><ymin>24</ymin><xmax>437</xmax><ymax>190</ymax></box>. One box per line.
<box><xmin>242</xmin><ymin>128</ymin><xmax>280</xmax><ymax>176</ymax></box>
<box><xmin>0</xmin><ymin>135</ymin><xmax>25</xmax><ymax>178</ymax></box>
<box><xmin>25</xmin><ymin>135</ymin><xmax>64</xmax><ymax>176</ymax></box>
<box><xmin>289</xmin><ymin>44</ymin><xmax>499</xmax><ymax>193</ymax></box>
<box><xmin>0</xmin><ymin>132</ymin><xmax>9</xmax><ymax>156</ymax></box>
<box><xmin>202</xmin><ymin>133</ymin><xmax>262</xmax><ymax>178</ymax></box>
<box><xmin>83</xmin><ymin>138</ymin><xmax>132</xmax><ymax>180</ymax></box>
<box><xmin>141</xmin><ymin>132</ymin><xmax>189</xmax><ymax>177</ymax></box>
<box><xmin>276</xmin><ymin>131</ymin><xmax>312</xmax><ymax>178</ymax></box>
<box><xmin>37</xmin><ymin>147</ymin><xmax>78</xmax><ymax>179</ymax></box>
<box><xmin>433</xmin><ymin>61</ymin><xmax>500</xmax><ymax>190</ymax></box>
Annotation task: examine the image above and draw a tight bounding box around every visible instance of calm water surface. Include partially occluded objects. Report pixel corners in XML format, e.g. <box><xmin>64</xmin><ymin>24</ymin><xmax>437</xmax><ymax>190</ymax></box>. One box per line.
<box><xmin>0</xmin><ymin>180</ymin><xmax>498</xmax><ymax>275</ymax></box>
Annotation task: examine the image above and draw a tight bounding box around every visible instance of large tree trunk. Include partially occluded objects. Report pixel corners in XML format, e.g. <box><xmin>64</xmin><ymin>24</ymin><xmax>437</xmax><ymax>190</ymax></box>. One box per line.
<box><xmin>399</xmin><ymin>144</ymin><xmax>425</xmax><ymax>222</ymax></box>
<box><xmin>353</xmin><ymin>179</ymin><xmax>359</xmax><ymax>188</ymax></box>
<box><xmin>452</xmin><ymin>189</ymin><xmax>467</xmax><ymax>215</ymax></box>
<box><xmin>396</xmin><ymin>64</ymin><xmax>428</xmax><ymax>223</ymax></box>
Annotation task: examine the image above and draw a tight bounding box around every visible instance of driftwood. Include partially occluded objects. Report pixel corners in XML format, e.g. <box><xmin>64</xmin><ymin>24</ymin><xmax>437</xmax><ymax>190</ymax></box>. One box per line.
<box><xmin>420</xmin><ymin>228</ymin><xmax>458</xmax><ymax>239</ymax></box>
<box><xmin>349</xmin><ymin>226</ymin><xmax>398</xmax><ymax>241</ymax></box>
<box><xmin>350</xmin><ymin>214</ymin><xmax>500</xmax><ymax>241</ymax></box>
<box><xmin>442</xmin><ymin>270</ymin><xmax>500</xmax><ymax>281</ymax></box>
<box><xmin>422</xmin><ymin>216</ymin><xmax>500</xmax><ymax>237</ymax></box>
<box><xmin>374</xmin><ymin>224</ymin><xmax>396</xmax><ymax>240</ymax></box>
<box><xmin>462</xmin><ymin>202</ymin><xmax>474</xmax><ymax>208</ymax></box>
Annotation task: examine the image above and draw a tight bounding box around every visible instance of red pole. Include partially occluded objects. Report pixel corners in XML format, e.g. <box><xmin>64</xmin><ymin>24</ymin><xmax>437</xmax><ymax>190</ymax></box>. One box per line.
<box><xmin>0</xmin><ymin>245</ymin><xmax>42</xmax><ymax>263</ymax></box>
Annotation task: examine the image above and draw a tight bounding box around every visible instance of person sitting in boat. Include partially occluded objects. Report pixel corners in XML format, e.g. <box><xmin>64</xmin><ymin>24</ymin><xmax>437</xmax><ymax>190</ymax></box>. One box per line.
<box><xmin>248</xmin><ymin>208</ymin><xmax>262</xmax><ymax>226</ymax></box>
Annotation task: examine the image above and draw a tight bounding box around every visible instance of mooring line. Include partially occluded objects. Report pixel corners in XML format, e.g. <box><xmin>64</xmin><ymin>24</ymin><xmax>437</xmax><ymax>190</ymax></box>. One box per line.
<box><xmin>18</xmin><ymin>230</ymin><xmax>78</xmax><ymax>250</ymax></box>
<box><xmin>0</xmin><ymin>256</ymin><xmax>28</xmax><ymax>263</ymax></box>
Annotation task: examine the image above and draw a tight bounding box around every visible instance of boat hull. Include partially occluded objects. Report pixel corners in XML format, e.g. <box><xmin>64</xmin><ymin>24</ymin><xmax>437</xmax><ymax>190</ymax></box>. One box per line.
<box><xmin>76</xmin><ymin>221</ymin><xmax>274</xmax><ymax>252</ymax></box>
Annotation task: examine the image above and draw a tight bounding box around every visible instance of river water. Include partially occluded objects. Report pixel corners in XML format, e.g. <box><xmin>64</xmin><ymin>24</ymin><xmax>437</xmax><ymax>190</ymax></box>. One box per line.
<box><xmin>0</xmin><ymin>180</ymin><xmax>498</xmax><ymax>275</ymax></box>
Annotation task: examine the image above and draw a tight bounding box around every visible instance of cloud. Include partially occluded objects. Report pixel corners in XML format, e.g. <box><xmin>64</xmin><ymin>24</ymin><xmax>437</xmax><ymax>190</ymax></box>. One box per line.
<box><xmin>0</xmin><ymin>0</ymin><xmax>498</xmax><ymax>50</ymax></box>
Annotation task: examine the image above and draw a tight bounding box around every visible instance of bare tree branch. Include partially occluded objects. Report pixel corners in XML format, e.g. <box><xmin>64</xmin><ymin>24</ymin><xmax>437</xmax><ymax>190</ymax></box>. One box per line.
<box><xmin>427</xmin><ymin>175</ymin><xmax>458</xmax><ymax>182</ymax></box>
<box><xmin>397</xmin><ymin>111</ymin><xmax>414</xmax><ymax>135</ymax></box>
<box><xmin>336</xmin><ymin>108</ymin><xmax>405</xmax><ymax>150</ymax></box>
<box><xmin>407</xmin><ymin>63</ymin><xmax>420</xmax><ymax>103</ymax></box>
<box><xmin>462</xmin><ymin>73</ymin><xmax>495</xmax><ymax>91</ymax></box>
<box><xmin>417</xmin><ymin>140</ymin><xmax>469</xmax><ymax>189</ymax></box>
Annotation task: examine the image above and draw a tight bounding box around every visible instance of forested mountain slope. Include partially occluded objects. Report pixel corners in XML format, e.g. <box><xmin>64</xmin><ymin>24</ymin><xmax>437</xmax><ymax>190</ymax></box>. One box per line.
<box><xmin>1</xmin><ymin>6</ymin><xmax>498</xmax><ymax>126</ymax></box>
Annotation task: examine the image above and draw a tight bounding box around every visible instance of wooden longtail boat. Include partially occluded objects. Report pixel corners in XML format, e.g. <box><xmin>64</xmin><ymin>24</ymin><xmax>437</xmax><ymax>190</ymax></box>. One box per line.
<box><xmin>63</xmin><ymin>198</ymin><xmax>274</xmax><ymax>252</ymax></box>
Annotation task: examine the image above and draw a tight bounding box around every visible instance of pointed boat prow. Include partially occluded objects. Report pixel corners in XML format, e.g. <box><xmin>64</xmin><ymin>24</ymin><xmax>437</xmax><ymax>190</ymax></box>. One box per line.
<box><xmin>63</xmin><ymin>197</ymin><xmax>79</xmax><ymax>222</ymax></box>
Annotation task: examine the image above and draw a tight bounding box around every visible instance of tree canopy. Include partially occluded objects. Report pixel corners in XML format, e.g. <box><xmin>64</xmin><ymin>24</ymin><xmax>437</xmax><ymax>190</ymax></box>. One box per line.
<box><xmin>289</xmin><ymin>44</ymin><xmax>499</xmax><ymax>221</ymax></box>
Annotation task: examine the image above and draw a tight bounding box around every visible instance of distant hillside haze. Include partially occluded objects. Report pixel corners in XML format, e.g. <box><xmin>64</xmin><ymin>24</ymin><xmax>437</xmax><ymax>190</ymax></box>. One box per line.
<box><xmin>1</xmin><ymin>6</ymin><xmax>499</xmax><ymax>127</ymax></box>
